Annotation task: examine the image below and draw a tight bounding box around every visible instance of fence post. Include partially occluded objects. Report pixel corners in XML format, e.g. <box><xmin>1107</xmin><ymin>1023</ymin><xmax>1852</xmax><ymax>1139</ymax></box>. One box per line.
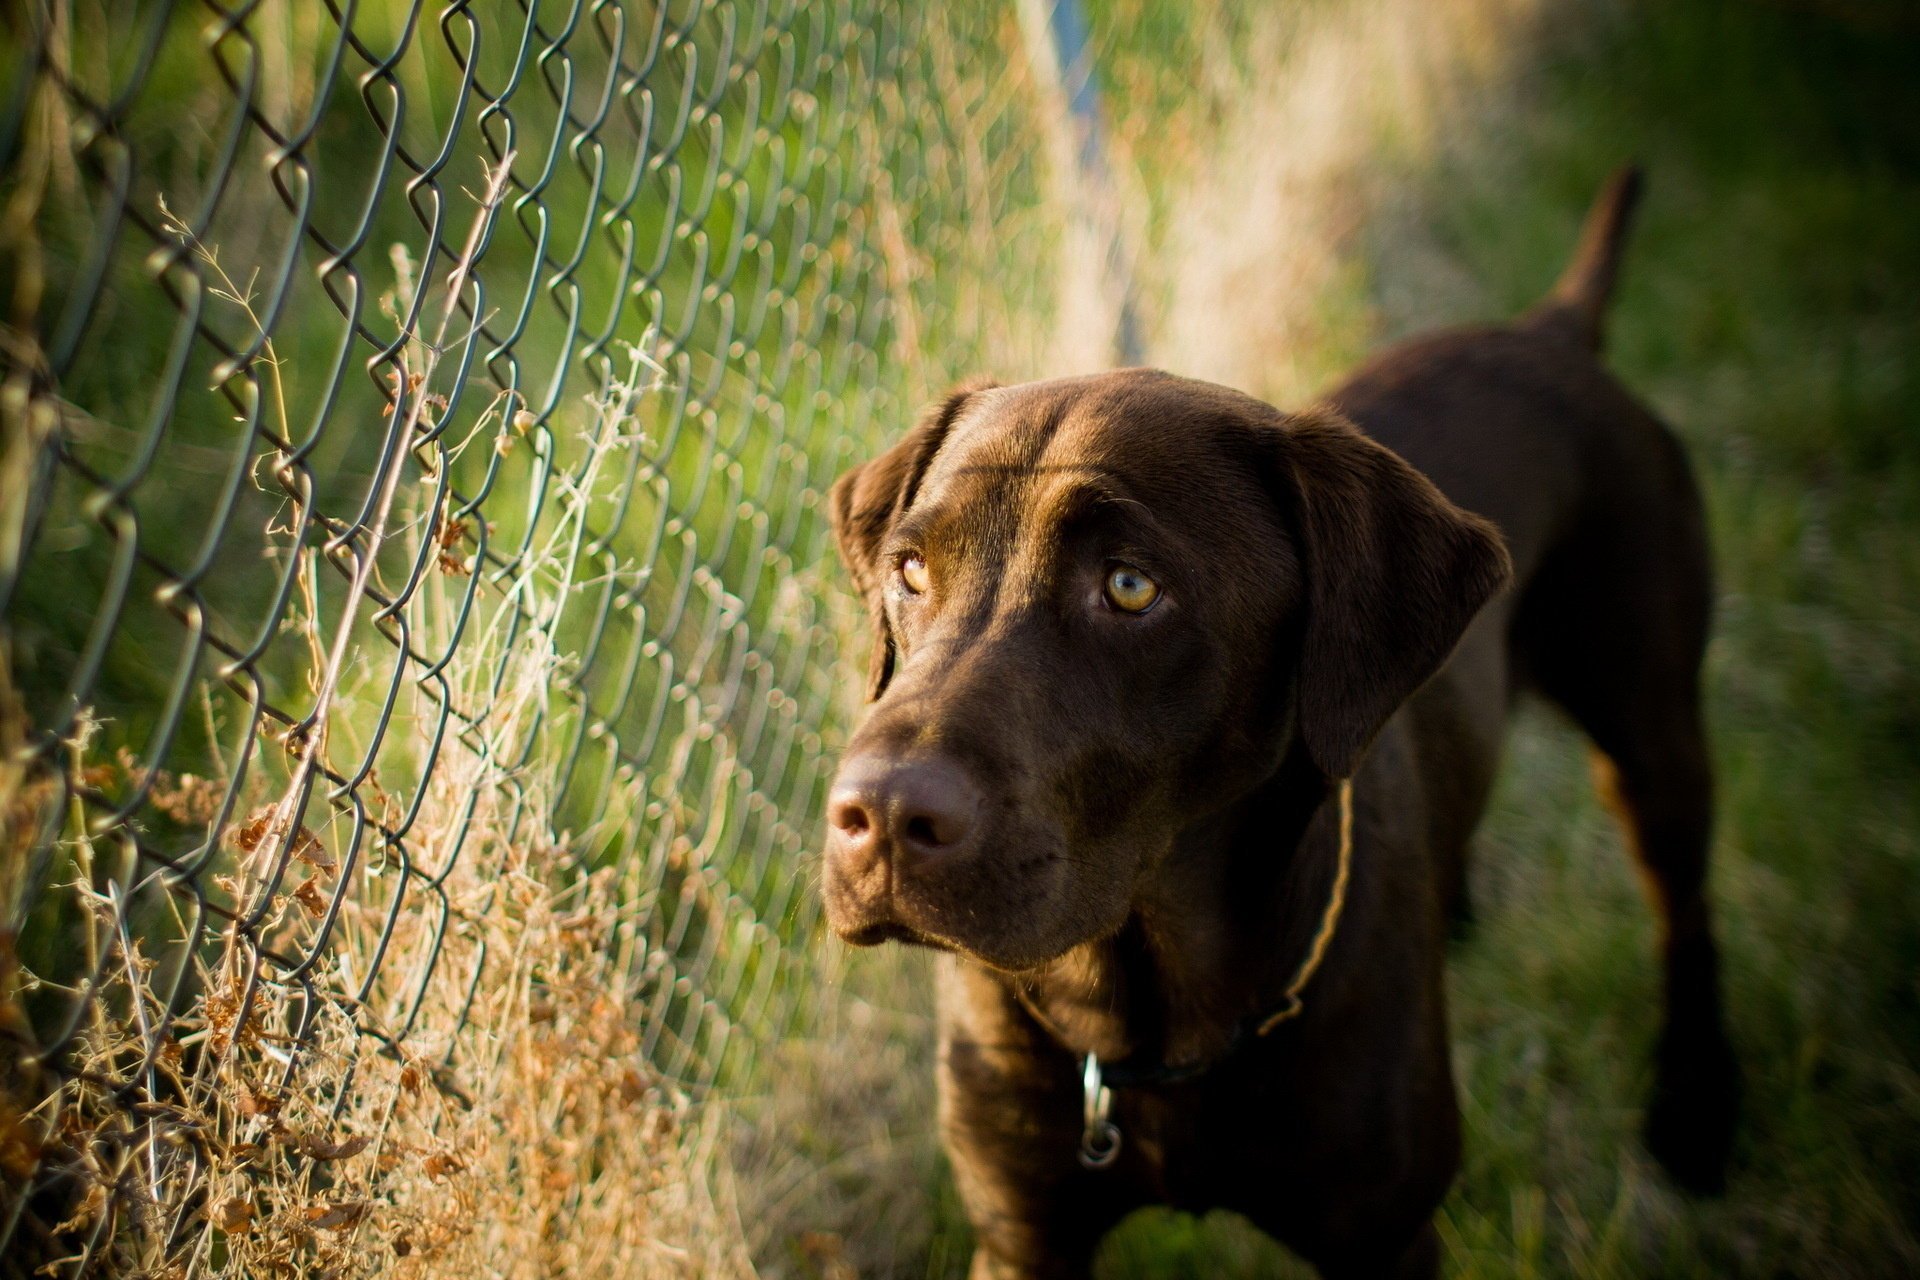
<box><xmin>1016</xmin><ymin>0</ymin><xmax>1144</xmax><ymax>369</ymax></box>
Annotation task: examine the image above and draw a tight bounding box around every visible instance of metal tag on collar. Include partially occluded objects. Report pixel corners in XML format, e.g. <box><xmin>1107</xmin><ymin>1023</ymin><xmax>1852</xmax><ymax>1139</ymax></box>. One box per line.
<box><xmin>1079</xmin><ymin>1053</ymin><xmax>1121</xmax><ymax>1169</ymax></box>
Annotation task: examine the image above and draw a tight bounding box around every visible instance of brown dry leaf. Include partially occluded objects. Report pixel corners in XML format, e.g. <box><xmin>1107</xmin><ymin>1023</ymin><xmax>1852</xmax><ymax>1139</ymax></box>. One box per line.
<box><xmin>292</xmin><ymin>876</ymin><xmax>328</xmax><ymax>919</ymax></box>
<box><xmin>211</xmin><ymin>1195</ymin><xmax>254</xmax><ymax>1235</ymax></box>
<box><xmin>291</xmin><ymin>1132</ymin><xmax>371</xmax><ymax>1161</ymax></box>
<box><xmin>227</xmin><ymin>806</ymin><xmax>333</xmax><ymax>871</ymax></box>
<box><xmin>421</xmin><ymin>1151</ymin><xmax>463</xmax><ymax>1180</ymax></box>
<box><xmin>228</xmin><ymin>806</ymin><xmax>275</xmax><ymax>853</ymax></box>
<box><xmin>304</xmin><ymin>1200</ymin><xmax>368</xmax><ymax>1231</ymax></box>
<box><xmin>290</xmin><ymin>826</ymin><xmax>334</xmax><ymax>870</ymax></box>
<box><xmin>236</xmin><ymin>1088</ymin><xmax>282</xmax><ymax>1119</ymax></box>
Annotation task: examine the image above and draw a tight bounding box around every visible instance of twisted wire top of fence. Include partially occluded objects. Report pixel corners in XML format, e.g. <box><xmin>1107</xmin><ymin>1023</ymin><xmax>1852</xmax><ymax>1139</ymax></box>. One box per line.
<box><xmin>0</xmin><ymin>1</ymin><xmax>1062</xmax><ymax>1272</ymax></box>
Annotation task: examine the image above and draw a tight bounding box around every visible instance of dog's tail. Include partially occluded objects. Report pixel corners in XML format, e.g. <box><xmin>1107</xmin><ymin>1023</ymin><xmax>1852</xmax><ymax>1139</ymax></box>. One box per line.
<box><xmin>1529</xmin><ymin>164</ymin><xmax>1644</xmax><ymax>351</ymax></box>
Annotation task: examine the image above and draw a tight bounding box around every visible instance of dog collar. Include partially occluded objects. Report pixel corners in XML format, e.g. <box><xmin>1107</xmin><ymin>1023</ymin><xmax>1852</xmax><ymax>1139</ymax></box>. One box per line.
<box><xmin>1077</xmin><ymin>777</ymin><xmax>1357</xmax><ymax>1169</ymax></box>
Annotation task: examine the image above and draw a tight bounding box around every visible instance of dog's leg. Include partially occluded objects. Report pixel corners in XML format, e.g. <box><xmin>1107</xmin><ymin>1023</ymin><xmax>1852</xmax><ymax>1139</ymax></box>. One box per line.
<box><xmin>1519</xmin><ymin>536</ymin><xmax>1738</xmax><ymax>1190</ymax></box>
<box><xmin>1550</xmin><ymin>688</ymin><xmax>1738</xmax><ymax>1192</ymax></box>
<box><xmin>1589</xmin><ymin>727</ymin><xmax>1738</xmax><ymax>1192</ymax></box>
<box><xmin>937</xmin><ymin>963</ymin><xmax>1138</xmax><ymax>1280</ymax></box>
<box><xmin>943</xmin><ymin>1054</ymin><xmax>1125</xmax><ymax>1280</ymax></box>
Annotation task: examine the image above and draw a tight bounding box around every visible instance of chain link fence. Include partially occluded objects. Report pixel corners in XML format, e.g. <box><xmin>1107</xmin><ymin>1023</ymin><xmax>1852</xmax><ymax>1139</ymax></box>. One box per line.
<box><xmin>0</xmin><ymin>1</ymin><xmax>1064</xmax><ymax>1273</ymax></box>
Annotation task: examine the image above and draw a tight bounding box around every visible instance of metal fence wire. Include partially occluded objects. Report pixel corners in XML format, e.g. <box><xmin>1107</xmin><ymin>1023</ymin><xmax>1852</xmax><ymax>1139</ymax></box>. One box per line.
<box><xmin>0</xmin><ymin>0</ymin><xmax>1064</xmax><ymax>1272</ymax></box>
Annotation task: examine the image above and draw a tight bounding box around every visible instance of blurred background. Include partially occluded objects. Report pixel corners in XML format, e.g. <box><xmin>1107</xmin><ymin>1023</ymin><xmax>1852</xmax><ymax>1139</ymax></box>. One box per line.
<box><xmin>1</xmin><ymin>1</ymin><xmax>1915</xmax><ymax>1277</ymax></box>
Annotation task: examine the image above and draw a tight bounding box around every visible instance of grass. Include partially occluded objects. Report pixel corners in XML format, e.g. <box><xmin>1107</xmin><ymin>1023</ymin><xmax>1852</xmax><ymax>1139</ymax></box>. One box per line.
<box><xmin>788</xmin><ymin>0</ymin><xmax>1920</xmax><ymax>1276</ymax></box>
<box><xmin>2</xmin><ymin>227</ymin><xmax>753</xmax><ymax>1272</ymax></box>
<box><xmin>3</xmin><ymin>94</ymin><xmax>775</xmax><ymax>1267</ymax></box>
<box><xmin>5</xmin><ymin>0</ymin><xmax>1915</xmax><ymax>1275</ymax></box>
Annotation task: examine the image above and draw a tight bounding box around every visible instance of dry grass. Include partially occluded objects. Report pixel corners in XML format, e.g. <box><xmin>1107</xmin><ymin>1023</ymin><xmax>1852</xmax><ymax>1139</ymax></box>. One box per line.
<box><xmin>0</xmin><ymin>118</ymin><xmax>773</xmax><ymax>1266</ymax></box>
<box><xmin>1147</xmin><ymin>0</ymin><xmax>1551</xmax><ymax>400</ymax></box>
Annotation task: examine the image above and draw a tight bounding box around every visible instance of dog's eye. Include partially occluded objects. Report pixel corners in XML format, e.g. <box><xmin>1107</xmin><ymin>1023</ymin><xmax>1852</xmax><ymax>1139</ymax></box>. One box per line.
<box><xmin>900</xmin><ymin>554</ymin><xmax>930</xmax><ymax>595</ymax></box>
<box><xmin>1103</xmin><ymin>564</ymin><xmax>1160</xmax><ymax>614</ymax></box>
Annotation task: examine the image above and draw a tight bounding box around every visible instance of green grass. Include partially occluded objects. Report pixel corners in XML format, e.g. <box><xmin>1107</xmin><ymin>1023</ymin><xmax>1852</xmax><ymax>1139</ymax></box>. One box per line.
<box><xmin>1427</xmin><ymin>4</ymin><xmax>1919</xmax><ymax>1274</ymax></box>
<box><xmin>1102</xmin><ymin>2</ymin><xmax>1920</xmax><ymax>1276</ymax></box>
<box><xmin>810</xmin><ymin>2</ymin><xmax>1920</xmax><ymax>1276</ymax></box>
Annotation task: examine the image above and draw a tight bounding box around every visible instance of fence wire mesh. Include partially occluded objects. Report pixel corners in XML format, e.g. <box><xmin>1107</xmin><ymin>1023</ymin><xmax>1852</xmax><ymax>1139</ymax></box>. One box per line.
<box><xmin>0</xmin><ymin>1</ymin><xmax>1062</xmax><ymax>1273</ymax></box>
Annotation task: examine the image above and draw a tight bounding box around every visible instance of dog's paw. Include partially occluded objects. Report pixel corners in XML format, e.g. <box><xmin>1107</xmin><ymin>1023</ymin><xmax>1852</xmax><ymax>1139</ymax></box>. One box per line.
<box><xmin>1644</xmin><ymin>1020</ymin><xmax>1740</xmax><ymax>1195</ymax></box>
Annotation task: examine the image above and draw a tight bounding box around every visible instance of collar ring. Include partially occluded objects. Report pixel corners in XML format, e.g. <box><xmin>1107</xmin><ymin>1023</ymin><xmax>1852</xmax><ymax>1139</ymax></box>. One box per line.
<box><xmin>1078</xmin><ymin>1053</ymin><xmax>1122</xmax><ymax>1169</ymax></box>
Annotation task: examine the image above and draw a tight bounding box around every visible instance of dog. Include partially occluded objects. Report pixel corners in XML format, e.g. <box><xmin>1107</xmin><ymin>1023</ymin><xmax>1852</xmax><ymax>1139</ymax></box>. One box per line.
<box><xmin>819</xmin><ymin>167</ymin><xmax>1737</xmax><ymax>1279</ymax></box>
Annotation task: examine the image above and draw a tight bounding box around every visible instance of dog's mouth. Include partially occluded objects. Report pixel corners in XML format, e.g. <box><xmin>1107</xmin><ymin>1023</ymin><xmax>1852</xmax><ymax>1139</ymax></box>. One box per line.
<box><xmin>822</xmin><ymin>803</ymin><xmax>1125</xmax><ymax>972</ymax></box>
<box><xmin>838</xmin><ymin>918</ymin><xmax>927</xmax><ymax>948</ymax></box>
<box><xmin>830</xmin><ymin>901</ymin><xmax>1055</xmax><ymax>970</ymax></box>
<box><xmin>837</xmin><ymin>918</ymin><xmax>1001</xmax><ymax>965</ymax></box>
<box><xmin>832</xmin><ymin>908</ymin><xmax>1082</xmax><ymax>977</ymax></box>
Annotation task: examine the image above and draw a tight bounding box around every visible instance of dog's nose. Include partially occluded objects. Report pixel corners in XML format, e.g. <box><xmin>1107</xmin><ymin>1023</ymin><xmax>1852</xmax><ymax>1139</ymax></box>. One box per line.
<box><xmin>827</xmin><ymin>754</ymin><xmax>981</xmax><ymax>863</ymax></box>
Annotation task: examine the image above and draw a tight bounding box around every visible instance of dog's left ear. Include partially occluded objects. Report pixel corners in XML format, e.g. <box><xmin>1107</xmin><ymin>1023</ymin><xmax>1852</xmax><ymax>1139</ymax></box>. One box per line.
<box><xmin>829</xmin><ymin>379</ymin><xmax>995</xmax><ymax>700</ymax></box>
<box><xmin>1270</xmin><ymin>407</ymin><xmax>1513</xmax><ymax>779</ymax></box>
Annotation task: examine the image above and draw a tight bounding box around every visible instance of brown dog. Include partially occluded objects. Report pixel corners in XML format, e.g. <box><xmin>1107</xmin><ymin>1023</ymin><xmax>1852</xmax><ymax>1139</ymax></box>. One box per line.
<box><xmin>820</xmin><ymin>168</ymin><xmax>1736</xmax><ymax>1279</ymax></box>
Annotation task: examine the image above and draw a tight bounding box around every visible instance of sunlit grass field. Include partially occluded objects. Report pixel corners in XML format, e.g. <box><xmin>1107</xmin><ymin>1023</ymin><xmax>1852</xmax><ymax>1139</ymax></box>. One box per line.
<box><xmin>780</xmin><ymin>1</ymin><xmax>1920</xmax><ymax>1276</ymax></box>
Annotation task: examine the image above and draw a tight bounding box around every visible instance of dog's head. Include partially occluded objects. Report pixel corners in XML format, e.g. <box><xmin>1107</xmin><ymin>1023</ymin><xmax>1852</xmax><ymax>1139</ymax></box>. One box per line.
<box><xmin>821</xmin><ymin>370</ymin><xmax>1510</xmax><ymax>971</ymax></box>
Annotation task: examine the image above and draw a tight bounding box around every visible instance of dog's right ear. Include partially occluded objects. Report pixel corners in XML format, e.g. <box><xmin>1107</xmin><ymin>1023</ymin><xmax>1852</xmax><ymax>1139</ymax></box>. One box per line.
<box><xmin>829</xmin><ymin>380</ymin><xmax>993</xmax><ymax>700</ymax></box>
